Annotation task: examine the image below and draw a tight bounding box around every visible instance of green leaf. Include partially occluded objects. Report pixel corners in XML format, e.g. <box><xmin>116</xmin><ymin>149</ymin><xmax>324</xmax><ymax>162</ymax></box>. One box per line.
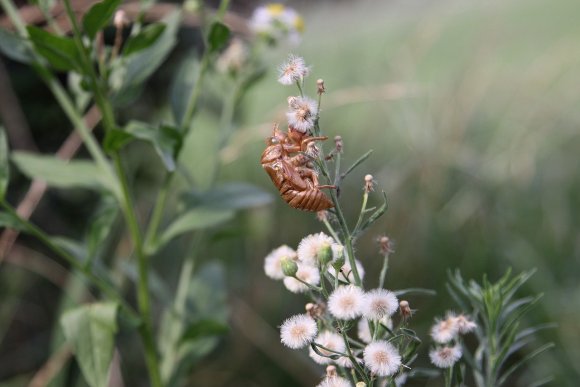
<box><xmin>109</xmin><ymin>11</ymin><xmax>180</xmax><ymax>104</ymax></box>
<box><xmin>125</xmin><ymin>122</ymin><xmax>182</xmax><ymax>171</ymax></box>
<box><xmin>103</xmin><ymin>128</ymin><xmax>134</xmax><ymax>153</ymax></box>
<box><xmin>183</xmin><ymin>183</ymin><xmax>273</xmax><ymax>210</ymax></box>
<box><xmin>180</xmin><ymin>319</ymin><xmax>228</xmax><ymax>344</ymax></box>
<box><xmin>82</xmin><ymin>0</ymin><xmax>122</xmax><ymax>39</ymax></box>
<box><xmin>0</xmin><ymin>127</ymin><xmax>9</xmax><ymax>200</ymax></box>
<box><xmin>60</xmin><ymin>302</ymin><xmax>119</xmax><ymax>387</ymax></box>
<box><xmin>157</xmin><ymin>207</ymin><xmax>234</xmax><ymax>249</ymax></box>
<box><xmin>0</xmin><ymin>29</ymin><xmax>33</xmax><ymax>63</ymax></box>
<box><xmin>12</xmin><ymin>152</ymin><xmax>115</xmax><ymax>191</ymax></box>
<box><xmin>26</xmin><ymin>26</ymin><xmax>81</xmax><ymax>72</ymax></box>
<box><xmin>0</xmin><ymin>212</ymin><xmax>27</xmax><ymax>231</ymax></box>
<box><xmin>169</xmin><ymin>52</ymin><xmax>198</xmax><ymax>124</ymax></box>
<box><xmin>123</xmin><ymin>23</ymin><xmax>166</xmax><ymax>56</ymax></box>
<box><xmin>86</xmin><ymin>195</ymin><xmax>118</xmax><ymax>262</ymax></box>
<box><xmin>207</xmin><ymin>22</ymin><xmax>230</xmax><ymax>53</ymax></box>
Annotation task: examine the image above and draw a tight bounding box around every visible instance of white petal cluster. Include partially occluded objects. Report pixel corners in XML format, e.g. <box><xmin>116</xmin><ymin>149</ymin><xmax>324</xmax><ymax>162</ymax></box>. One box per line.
<box><xmin>363</xmin><ymin>341</ymin><xmax>402</xmax><ymax>377</ymax></box>
<box><xmin>280</xmin><ymin>314</ymin><xmax>318</xmax><ymax>349</ymax></box>
<box><xmin>264</xmin><ymin>245</ymin><xmax>296</xmax><ymax>280</ymax></box>
<box><xmin>316</xmin><ymin>376</ymin><xmax>353</xmax><ymax>387</ymax></box>
<box><xmin>430</xmin><ymin>312</ymin><xmax>477</xmax><ymax>344</ymax></box>
<box><xmin>328</xmin><ymin>285</ymin><xmax>365</xmax><ymax>320</ymax></box>
<box><xmin>249</xmin><ymin>3</ymin><xmax>304</xmax><ymax>45</ymax></box>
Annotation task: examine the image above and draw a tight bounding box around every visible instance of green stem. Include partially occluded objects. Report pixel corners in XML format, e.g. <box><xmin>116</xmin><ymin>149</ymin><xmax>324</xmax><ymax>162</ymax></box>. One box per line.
<box><xmin>378</xmin><ymin>253</ymin><xmax>390</xmax><ymax>289</ymax></box>
<box><xmin>352</xmin><ymin>192</ymin><xmax>369</xmax><ymax>236</ymax></box>
<box><xmin>340</xmin><ymin>325</ymin><xmax>370</xmax><ymax>384</ymax></box>
<box><xmin>445</xmin><ymin>365</ymin><xmax>453</xmax><ymax>387</ymax></box>
<box><xmin>0</xmin><ymin>201</ymin><xmax>137</xmax><ymax>318</ymax></box>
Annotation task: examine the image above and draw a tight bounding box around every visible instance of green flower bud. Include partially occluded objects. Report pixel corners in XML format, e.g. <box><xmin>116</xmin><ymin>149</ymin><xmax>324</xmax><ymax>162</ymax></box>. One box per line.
<box><xmin>281</xmin><ymin>257</ymin><xmax>298</xmax><ymax>277</ymax></box>
<box><xmin>316</xmin><ymin>243</ymin><xmax>333</xmax><ymax>265</ymax></box>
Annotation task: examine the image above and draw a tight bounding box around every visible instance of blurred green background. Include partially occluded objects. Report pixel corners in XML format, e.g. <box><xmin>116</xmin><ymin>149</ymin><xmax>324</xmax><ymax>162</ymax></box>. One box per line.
<box><xmin>2</xmin><ymin>0</ymin><xmax>580</xmax><ymax>385</ymax></box>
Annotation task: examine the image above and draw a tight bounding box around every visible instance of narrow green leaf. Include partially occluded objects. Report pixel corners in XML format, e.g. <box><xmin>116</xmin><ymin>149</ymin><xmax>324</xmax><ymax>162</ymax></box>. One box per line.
<box><xmin>183</xmin><ymin>183</ymin><xmax>273</xmax><ymax>210</ymax></box>
<box><xmin>82</xmin><ymin>0</ymin><xmax>122</xmax><ymax>39</ymax></box>
<box><xmin>60</xmin><ymin>302</ymin><xmax>119</xmax><ymax>387</ymax></box>
<box><xmin>26</xmin><ymin>26</ymin><xmax>81</xmax><ymax>71</ymax></box>
<box><xmin>207</xmin><ymin>22</ymin><xmax>230</xmax><ymax>53</ymax></box>
<box><xmin>86</xmin><ymin>195</ymin><xmax>118</xmax><ymax>262</ymax></box>
<box><xmin>158</xmin><ymin>207</ymin><xmax>234</xmax><ymax>249</ymax></box>
<box><xmin>0</xmin><ymin>212</ymin><xmax>27</xmax><ymax>231</ymax></box>
<box><xmin>358</xmin><ymin>191</ymin><xmax>388</xmax><ymax>234</ymax></box>
<box><xmin>496</xmin><ymin>343</ymin><xmax>554</xmax><ymax>386</ymax></box>
<box><xmin>180</xmin><ymin>319</ymin><xmax>228</xmax><ymax>344</ymax></box>
<box><xmin>340</xmin><ymin>149</ymin><xmax>373</xmax><ymax>180</ymax></box>
<box><xmin>0</xmin><ymin>29</ymin><xmax>33</xmax><ymax>63</ymax></box>
<box><xmin>123</xmin><ymin>23</ymin><xmax>166</xmax><ymax>56</ymax></box>
<box><xmin>12</xmin><ymin>152</ymin><xmax>115</xmax><ymax>191</ymax></box>
<box><xmin>0</xmin><ymin>127</ymin><xmax>9</xmax><ymax>200</ymax></box>
<box><xmin>394</xmin><ymin>288</ymin><xmax>436</xmax><ymax>297</ymax></box>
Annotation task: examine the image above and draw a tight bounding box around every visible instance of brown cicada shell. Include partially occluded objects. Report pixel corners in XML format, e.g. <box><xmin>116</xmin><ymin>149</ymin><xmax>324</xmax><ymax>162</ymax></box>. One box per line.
<box><xmin>261</xmin><ymin>125</ymin><xmax>335</xmax><ymax>212</ymax></box>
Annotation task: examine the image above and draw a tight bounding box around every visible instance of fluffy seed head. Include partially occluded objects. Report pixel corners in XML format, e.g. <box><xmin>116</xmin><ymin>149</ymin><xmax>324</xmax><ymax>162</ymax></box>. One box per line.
<box><xmin>363</xmin><ymin>289</ymin><xmax>399</xmax><ymax>320</ymax></box>
<box><xmin>316</xmin><ymin>376</ymin><xmax>353</xmax><ymax>387</ymax></box>
<box><xmin>429</xmin><ymin>344</ymin><xmax>463</xmax><ymax>368</ymax></box>
<box><xmin>264</xmin><ymin>245</ymin><xmax>296</xmax><ymax>280</ymax></box>
<box><xmin>283</xmin><ymin>263</ymin><xmax>320</xmax><ymax>293</ymax></box>
<box><xmin>363</xmin><ymin>341</ymin><xmax>402</xmax><ymax>377</ymax></box>
<box><xmin>309</xmin><ymin>331</ymin><xmax>345</xmax><ymax>364</ymax></box>
<box><xmin>286</xmin><ymin>96</ymin><xmax>318</xmax><ymax>132</ymax></box>
<box><xmin>297</xmin><ymin>232</ymin><xmax>337</xmax><ymax>266</ymax></box>
<box><xmin>431</xmin><ymin>313</ymin><xmax>460</xmax><ymax>344</ymax></box>
<box><xmin>278</xmin><ymin>55</ymin><xmax>310</xmax><ymax>85</ymax></box>
<box><xmin>455</xmin><ymin>314</ymin><xmax>477</xmax><ymax>334</ymax></box>
<box><xmin>280</xmin><ymin>314</ymin><xmax>318</xmax><ymax>349</ymax></box>
<box><xmin>328</xmin><ymin>285</ymin><xmax>365</xmax><ymax>320</ymax></box>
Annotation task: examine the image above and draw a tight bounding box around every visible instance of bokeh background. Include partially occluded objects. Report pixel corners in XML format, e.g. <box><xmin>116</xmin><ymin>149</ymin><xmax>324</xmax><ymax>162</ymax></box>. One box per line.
<box><xmin>1</xmin><ymin>0</ymin><xmax>579</xmax><ymax>385</ymax></box>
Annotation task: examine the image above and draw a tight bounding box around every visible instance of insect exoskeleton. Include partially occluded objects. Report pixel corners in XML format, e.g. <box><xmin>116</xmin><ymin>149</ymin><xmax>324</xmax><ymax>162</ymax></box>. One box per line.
<box><xmin>260</xmin><ymin>124</ymin><xmax>335</xmax><ymax>212</ymax></box>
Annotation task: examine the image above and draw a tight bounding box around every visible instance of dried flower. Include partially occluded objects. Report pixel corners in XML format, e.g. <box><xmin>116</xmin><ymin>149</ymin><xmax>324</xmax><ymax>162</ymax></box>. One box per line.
<box><xmin>363</xmin><ymin>341</ymin><xmax>402</xmax><ymax>377</ymax></box>
<box><xmin>283</xmin><ymin>263</ymin><xmax>320</xmax><ymax>293</ymax></box>
<box><xmin>317</xmin><ymin>78</ymin><xmax>326</xmax><ymax>95</ymax></box>
<box><xmin>309</xmin><ymin>331</ymin><xmax>345</xmax><ymax>364</ymax></box>
<box><xmin>334</xmin><ymin>136</ymin><xmax>343</xmax><ymax>153</ymax></box>
<box><xmin>364</xmin><ymin>174</ymin><xmax>375</xmax><ymax>193</ymax></box>
<box><xmin>287</xmin><ymin>96</ymin><xmax>318</xmax><ymax>132</ymax></box>
<box><xmin>278</xmin><ymin>55</ymin><xmax>310</xmax><ymax>85</ymax></box>
<box><xmin>377</xmin><ymin>235</ymin><xmax>395</xmax><ymax>256</ymax></box>
<box><xmin>399</xmin><ymin>300</ymin><xmax>412</xmax><ymax>320</ymax></box>
<box><xmin>328</xmin><ymin>285</ymin><xmax>365</xmax><ymax>320</ymax></box>
<box><xmin>280</xmin><ymin>314</ymin><xmax>318</xmax><ymax>349</ymax></box>
<box><xmin>429</xmin><ymin>344</ymin><xmax>462</xmax><ymax>368</ymax></box>
<box><xmin>264</xmin><ymin>245</ymin><xmax>297</xmax><ymax>280</ymax></box>
<box><xmin>363</xmin><ymin>289</ymin><xmax>398</xmax><ymax>320</ymax></box>
<box><xmin>455</xmin><ymin>314</ymin><xmax>477</xmax><ymax>334</ymax></box>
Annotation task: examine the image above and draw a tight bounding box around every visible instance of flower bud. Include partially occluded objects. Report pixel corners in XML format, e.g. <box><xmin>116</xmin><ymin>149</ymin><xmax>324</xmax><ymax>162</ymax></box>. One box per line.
<box><xmin>399</xmin><ymin>300</ymin><xmax>412</xmax><ymax>320</ymax></box>
<box><xmin>332</xmin><ymin>255</ymin><xmax>345</xmax><ymax>272</ymax></box>
<box><xmin>377</xmin><ymin>235</ymin><xmax>395</xmax><ymax>256</ymax></box>
<box><xmin>281</xmin><ymin>257</ymin><xmax>298</xmax><ymax>277</ymax></box>
<box><xmin>334</xmin><ymin>135</ymin><xmax>343</xmax><ymax>153</ymax></box>
<box><xmin>364</xmin><ymin>174</ymin><xmax>375</xmax><ymax>193</ymax></box>
<box><xmin>316</xmin><ymin>243</ymin><xmax>333</xmax><ymax>265</ymax></box>
<box><xmin>317</xmin><ymin>78</ymin><xmax>326</xmax><ymax>94</ymax></box>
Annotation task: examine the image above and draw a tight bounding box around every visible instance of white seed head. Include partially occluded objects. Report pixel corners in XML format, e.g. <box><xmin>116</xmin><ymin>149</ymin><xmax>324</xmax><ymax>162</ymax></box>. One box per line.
<box><xmin>429</xmin><ymin>344</ymin><xmax>463</xmax><ymax>368</ymax></box>
<box><xmin>363</xmin><ymin>341</ymin><xmax>402</xmax><ymax>377</ymax></box>
<box><xmin>316</xmin><ymin>376</ymin><xmax>353</xmax><ymax>387</ymax></box>
<box><xmin>309</xmin><ymin>331</ymin><xmax>345</xmax><ymax>365</ymax></box>
<box><xmin>454</xmin><ymin>314</ymin><xmax>477</xmax><ymax>334</ymax></box>
<box><xmin>278</xmin><ymin>54</ymin><xmax>310</xmax><ymax>85</ymax></box>
<box><xmin>286</xmin><ymin>96</ymin><xmax>318</xmax><ymax>132</ymax></box>
<box><xmin>328</xmin><ymin>285</ymin><xmax>365</xmax><ymax>320</ymax></box>
<box><xmin>264</xmin><ymin>245</ymin><xmax>296</xmax><ymax>280</ymax></box>
<box><xmin>297</xmin><ymin>232</ymin><xmax>337</xmax><ymax>266</ymax></box>
<box><xmin>283</xmin><ymin>263</ymin><xmax>320</xmax><ymax>293</ymax></box>
<box><xmin>363</xmin><ymin>289</ymin><xmax>399</xmax><ymax>321</ymax></box>
<box><xmin>280</xmin><ymin>314</ymin><xmax>318</xmax><ymax>349</ymax></box>
<box><xmin>430</xmin><ymin>312</ymin><xmax>460</xmax><ymax>344</ymax></box>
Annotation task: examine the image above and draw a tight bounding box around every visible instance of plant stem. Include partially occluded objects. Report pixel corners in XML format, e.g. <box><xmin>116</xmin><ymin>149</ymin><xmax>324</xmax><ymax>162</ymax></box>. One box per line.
<box><xmin>340</xmin><ymin>325</ymin><xmax>370</xmax><ymax>384</ymax></box>
<box><xmin>378</xmin><ymin>253</ymin><xmax>390</xmax><ymax>289</ymax></box>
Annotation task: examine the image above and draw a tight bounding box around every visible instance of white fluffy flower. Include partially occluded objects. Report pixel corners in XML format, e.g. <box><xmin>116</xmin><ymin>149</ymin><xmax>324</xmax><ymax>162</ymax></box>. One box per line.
<box><xmin>328</xmin><ymin>285</ymin><xmax>365</xmax><ymax>320</ymax></box>
<box><xmin>430</xmin><ymin>313</ymin><xmax>459</xmax><ymax>344</ymax></box>
<box><xmin>278</xmin><ymin>55</ymin><xmax>310</xmax><ymax>85</ymax></box>
<box><xmin>363</xmin><ymin>289</ymin><xmax>398</xmax><ymax>320</ymax></box>
<box><xmin>297</xmin><ymin>232</ymin><xmax>337</xmax><ymax>266</ymax></box>
<box><xmin>455</xmin><ymin>314</ymin><xmax>477</xmax><ymax>334</ymax></box>
<box><xmin>280</xmin><ymin>314</ymin><xmax>317</xmax><ymax>349</ymax></box>
<box><xmin>429</xmin><ymin>344</ymin><xmax>462</xmax><ymax>368</ymax></box>
<box><xmin>286</xmin><ymin>96</ymin><xmax>318</xmax><ymax>132</ymax></box>
<box><xmin>309</xmin><ymin>331</ymin><xmax>345</xmax><ymax>364</ymax></box>
<box><xmin>316</xmin><ymin>376</ymin><xmax>353</xmax><ymax>387</ymax></box>
<box><xmin>363</xmin><ymin>341</ymin><xmax>402</xmax><ymax>377</ymax></box>
<box><xmin>264</xmin><ymin>245</ymin><xmax>296</xmax><ymax>280</ymax></box>
<box><xmin>328</xmin><ymin>259</ymin><xmax>365</xmax><ymax>283</ymax></box>
<box><xmin>249</xmin><ymin>4</ymin><xmax>304</xmax><ymax>45</ymax></box>
<box><xmin>283</xmin><ymin>264</ymin><xmax>320</xmax><ymax>293</ymax></box>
